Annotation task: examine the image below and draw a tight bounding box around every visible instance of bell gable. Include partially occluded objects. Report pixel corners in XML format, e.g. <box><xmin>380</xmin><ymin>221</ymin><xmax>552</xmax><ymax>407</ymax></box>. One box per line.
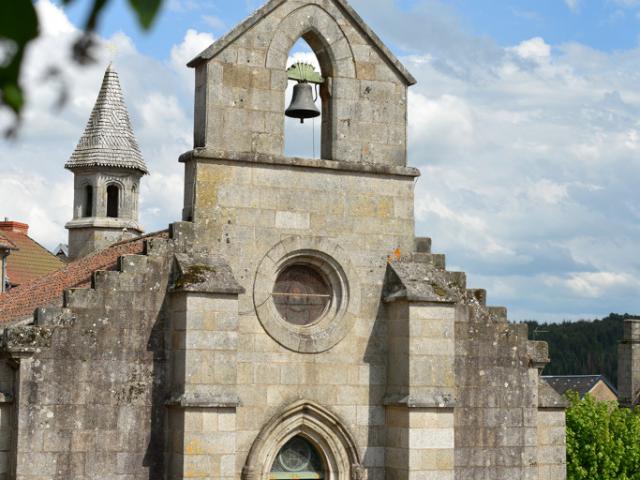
<box><xmin>189</xmin><ymin>0</ymin><xmax>415</xmax><ymax>166</ymax></box>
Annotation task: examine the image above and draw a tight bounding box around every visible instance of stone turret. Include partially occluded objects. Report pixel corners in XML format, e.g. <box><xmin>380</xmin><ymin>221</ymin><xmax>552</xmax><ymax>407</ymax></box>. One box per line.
<box><xmin>618</xmin><ymin>318</ymin><xmax>640</xmax><ymax>407</ymax></box>
<box><xmin>65</xmin><ymin>64</ymin><xmax>148</xmax><ymax>260</ymax></box>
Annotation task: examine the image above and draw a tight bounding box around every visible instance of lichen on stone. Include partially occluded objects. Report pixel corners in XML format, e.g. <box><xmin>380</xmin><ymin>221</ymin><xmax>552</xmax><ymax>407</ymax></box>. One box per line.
<box><xmin>175</xmin><ymin>264</ymin><xmax>217</xmax><ymax>289</ymax></box>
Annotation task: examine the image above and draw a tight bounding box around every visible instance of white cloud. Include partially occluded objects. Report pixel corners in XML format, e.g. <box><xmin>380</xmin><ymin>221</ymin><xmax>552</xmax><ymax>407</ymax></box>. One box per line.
<box><xmin>545</xmin><ymin>272</ymin><xmax>640</xmax><ymax>298</ymax></box>
<box><xmin>510</xmin><ymin>37</ymin><xmax>551</xmax><ymax>62</ymax></box>
<box><xmin>170</xmin><ymin>28</ymin><xmax>214</xmax><ymax>69</ymax></box>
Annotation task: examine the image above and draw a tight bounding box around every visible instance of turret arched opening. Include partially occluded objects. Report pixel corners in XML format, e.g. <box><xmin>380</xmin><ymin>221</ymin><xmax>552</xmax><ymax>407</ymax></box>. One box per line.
<box><xmin>83</xmin><ymin>185</ymin><xmax>93</xmax><ymax>218</ymax></box>
<box><xmin>106</xmin><ymin>184</ymin><xmax>120</xmax><ymax>218</ymax></box>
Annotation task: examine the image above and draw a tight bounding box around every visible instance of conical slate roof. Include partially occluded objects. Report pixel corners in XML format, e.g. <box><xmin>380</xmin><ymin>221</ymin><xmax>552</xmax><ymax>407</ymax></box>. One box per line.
<box><xmin>65</xmin><ymin>64</ymin><xmax>148</xmax><ymax>173</ymax></box>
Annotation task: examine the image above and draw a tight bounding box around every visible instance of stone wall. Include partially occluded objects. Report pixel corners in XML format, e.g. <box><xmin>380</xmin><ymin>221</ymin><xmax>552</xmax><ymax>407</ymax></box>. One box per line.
<box><xmin>385</xmin><ymin>301</ymin><xmax>456</xmax><ymax>479</ymax></box>
<box><xmin>191</xmin><ymin>0</ymin><xmax>411</xmax><ymax>165</ymax></box>
<box><xmin>2</xmin><ymin>230</ymin><xmax>185</xmax><ymax>479</ymax></box>
<box><xmin>536</xmin><ymin>409</ymin><xmax>566</xmax><ymax>480</ymax></box>
<box><xmin>454</xmin><ymin>312</ymin><xmax>540</xmax><ymax>479</ymax></box>
<box><xmin>167</xmin><ymin>292</ymin><xmax>241</xmax><ymax>480</ymax></box>
<box><xmin>0</xmin><ymin>361</ymin><xmax>15</xmax><ymax>480</ymax></box>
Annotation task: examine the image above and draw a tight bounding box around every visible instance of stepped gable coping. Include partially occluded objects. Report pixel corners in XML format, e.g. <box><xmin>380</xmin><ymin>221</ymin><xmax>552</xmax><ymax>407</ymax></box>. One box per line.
<box><xmin>0</xmin><ymin>230</ymin><xmax>168</xmax><ymax>324</ymax></box>
<box><xmin>383</xmin><ymin>259</ymin><xmax>460</xmax><ymax>304</ymax></box>
<box><xmin>65</xmin><ymin>64</ymin><xmax>148</xmax><ymax>174</ymax></box>
<box><xmin>171</xmin><ymin>253</ymin><xmax>245</xmax><ymax>295</ymax></box>
<box><xmin>187</xmin><ymin>0</ymin><xmax>417</xmax><ymax>86</ymax></box>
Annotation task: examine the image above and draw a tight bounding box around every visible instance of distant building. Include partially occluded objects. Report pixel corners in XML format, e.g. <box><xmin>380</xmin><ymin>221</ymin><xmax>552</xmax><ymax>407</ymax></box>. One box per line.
<box><xmin>543</xmin><ymin>375</ymin><xmax>619</xmax><ymax>402</ymax></box>
<box><xmin>52</xmin><ymin>243</ymin><xmax>69</xmax><ymax>262</ymax></box>
<box><xmin>0</xmin><ymin>220</ymin><xmax>64</xmax><ymax>290</ymax></box>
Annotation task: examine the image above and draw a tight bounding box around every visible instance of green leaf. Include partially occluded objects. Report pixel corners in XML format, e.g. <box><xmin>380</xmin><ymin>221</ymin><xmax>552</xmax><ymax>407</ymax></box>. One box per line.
<box><xmin>2</xmin><ymin>84</ymin><xmax>23</xmax><ymax>112</ymax></box>
<box><xmin>0</xmin><ymin>0</ymin><xmax>39</xmax><ymax>116</ymax></box>
<box><xmin>127</xmin><ymin>0</ymin><xmax>163</xmax><ymax>30</ymax></box>
<box><xmin>84</xmin><ymin>0</ymin><xmax>109</xmax><ymax>32</ymax></box>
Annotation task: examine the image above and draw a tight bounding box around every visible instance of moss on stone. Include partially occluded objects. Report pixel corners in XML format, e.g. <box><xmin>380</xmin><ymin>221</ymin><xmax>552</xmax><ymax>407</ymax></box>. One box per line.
<box><xmin>174</xmin><ymin>265</ymin><xmax>216</xmax><ymax>289</ymax></box>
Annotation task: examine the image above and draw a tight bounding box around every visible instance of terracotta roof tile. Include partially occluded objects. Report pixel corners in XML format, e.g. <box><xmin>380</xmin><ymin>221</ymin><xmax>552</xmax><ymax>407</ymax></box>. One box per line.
<box><xmin>0</xmin><ymin>230</ymin><xmax>168</xmax><ymax>324</ymax></box>
<box><xmin>0</xmin><ymin>224</ymin><xmax>64</xmax><ymax>287</ymax></box>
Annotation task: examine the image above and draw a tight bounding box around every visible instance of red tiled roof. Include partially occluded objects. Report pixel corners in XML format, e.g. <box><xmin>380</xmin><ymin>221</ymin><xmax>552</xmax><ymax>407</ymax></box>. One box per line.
<box><xmin>0</xmin><ymin>221</ymin><xmax>64</xmax><ymax>286</ymax></box>
<box><xmin>0</xmin><ymin>230</ymin><xmax>168</xmax><ymax>324</ymax></box>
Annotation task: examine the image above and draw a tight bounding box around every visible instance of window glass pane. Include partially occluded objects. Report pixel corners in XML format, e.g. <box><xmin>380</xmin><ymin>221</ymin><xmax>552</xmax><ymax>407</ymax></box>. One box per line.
<box><xmin>273</xmin><ymin>265</ymin><xmax>331</xmax><ymax>326</ymax></box>
<box><xmin>270</xmin><ymin>436</ymin><xmax>324</xmax><ymax>479</ymax></box>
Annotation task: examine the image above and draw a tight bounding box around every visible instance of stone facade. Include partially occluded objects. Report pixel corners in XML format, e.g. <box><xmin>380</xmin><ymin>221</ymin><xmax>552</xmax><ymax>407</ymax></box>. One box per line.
<box><xmin>0</xmin><ymin>0</ymin><xmax>567</xmax><ymax>478</ymax></box>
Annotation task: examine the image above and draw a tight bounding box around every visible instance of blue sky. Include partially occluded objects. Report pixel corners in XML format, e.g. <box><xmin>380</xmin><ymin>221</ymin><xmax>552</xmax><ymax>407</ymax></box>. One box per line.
<box><xmin>62</xmin><ymin>0</ymin><xmax>640</xmax><ymax>57</ymax></box>
<box><xmin>1</xmin><ymin>0</ymin><xmax>639</xmax><ymax>322</ymax></box>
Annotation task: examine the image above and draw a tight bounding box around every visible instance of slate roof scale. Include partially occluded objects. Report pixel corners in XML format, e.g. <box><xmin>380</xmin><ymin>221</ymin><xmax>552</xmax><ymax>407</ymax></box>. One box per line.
<box><xmin>542</xmin><ymin>375</ymin><xmax>618</xmax><ymax>399</ymax></box>
<box><xmin>65</xmin><ymin>64</ymin><xmax>148</xmax><ymax>173</ymax></box>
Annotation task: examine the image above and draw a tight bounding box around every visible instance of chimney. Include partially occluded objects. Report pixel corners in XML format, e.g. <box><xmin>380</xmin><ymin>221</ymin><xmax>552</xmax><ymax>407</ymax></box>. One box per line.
<box><xmin>0</xmin><ymin>220</ymin><xmax>29</xmax><ymax>235</ymax></box>
<box><xmin>618</xmin><ymin>318</ymin><xmax>640</xmax><ymax>407</ymax></box>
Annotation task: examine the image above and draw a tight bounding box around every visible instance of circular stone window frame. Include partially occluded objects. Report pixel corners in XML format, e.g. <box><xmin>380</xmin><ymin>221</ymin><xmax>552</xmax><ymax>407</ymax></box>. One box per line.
<box><xmin>253</xmin><ymin>236</ymin><xmax>361</xmax><ymax>353</ymax></box>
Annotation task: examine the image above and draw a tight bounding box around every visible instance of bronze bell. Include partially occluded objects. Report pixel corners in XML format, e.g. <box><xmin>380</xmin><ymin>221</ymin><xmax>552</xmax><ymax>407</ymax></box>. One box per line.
<box><xmin>285</xmin><ymin>82</ymin><xmax>320</xmax><ymax>123</ymax></box>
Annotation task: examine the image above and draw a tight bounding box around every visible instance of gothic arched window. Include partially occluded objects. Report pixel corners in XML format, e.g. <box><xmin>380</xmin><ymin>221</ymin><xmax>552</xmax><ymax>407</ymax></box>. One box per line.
<box><xmin>270</xmin><ymin>436</ymin><xmax>324</xmax><ymax>479</ymax></box>
<box><xmin>106</xmin><ymin>185</ymin><xmax>119</xmax><ymax>218</ymax></box>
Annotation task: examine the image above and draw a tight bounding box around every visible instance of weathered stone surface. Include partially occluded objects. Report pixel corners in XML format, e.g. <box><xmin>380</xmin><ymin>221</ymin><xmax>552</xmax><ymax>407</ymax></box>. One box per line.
<box><xmin>172</xmin><ymin>253</ymin><xmax>245</xmax><ymax>294</ymax></box>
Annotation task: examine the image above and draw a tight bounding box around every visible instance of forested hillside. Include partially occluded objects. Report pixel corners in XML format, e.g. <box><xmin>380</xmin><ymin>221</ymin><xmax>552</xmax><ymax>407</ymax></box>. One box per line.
<box><xmin>525</xmin><ymin>313</ymin><xmax>640</xmax><ymax>388</ymax></box>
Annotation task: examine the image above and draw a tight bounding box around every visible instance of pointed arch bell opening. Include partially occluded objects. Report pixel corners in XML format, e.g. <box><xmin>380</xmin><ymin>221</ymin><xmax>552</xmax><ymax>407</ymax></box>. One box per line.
<box><xmin>242</xmin><ymin>401</ymin><xmax>364</xmax><ymax>480</ymax></box>
<box><xmin>266</xmin><ymin>4</ymin><xmax>356</xmax><ymax>162</ymax></box>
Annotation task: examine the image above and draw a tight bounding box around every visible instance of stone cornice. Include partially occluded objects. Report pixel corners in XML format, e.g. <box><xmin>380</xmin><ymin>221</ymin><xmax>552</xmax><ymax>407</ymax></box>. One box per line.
<box><xmin>179</xmin><ymin>149</ymin><xmax>421</xmax><ymax>178</ymax></box>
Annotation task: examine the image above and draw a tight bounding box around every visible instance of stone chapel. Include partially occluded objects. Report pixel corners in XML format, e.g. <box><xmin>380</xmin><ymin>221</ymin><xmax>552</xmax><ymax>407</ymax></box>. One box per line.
<box><xmin>0</xmin><ymin>0</ymin><xmax>568</xmax><ymax>478</ymax></box>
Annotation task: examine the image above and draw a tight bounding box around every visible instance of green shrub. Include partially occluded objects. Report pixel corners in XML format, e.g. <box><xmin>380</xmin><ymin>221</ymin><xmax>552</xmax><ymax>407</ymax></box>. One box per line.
<box><xmin>566</xmin><ymin>392</ymin><xmax>640</xmax><ymax>480</ymax></box>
